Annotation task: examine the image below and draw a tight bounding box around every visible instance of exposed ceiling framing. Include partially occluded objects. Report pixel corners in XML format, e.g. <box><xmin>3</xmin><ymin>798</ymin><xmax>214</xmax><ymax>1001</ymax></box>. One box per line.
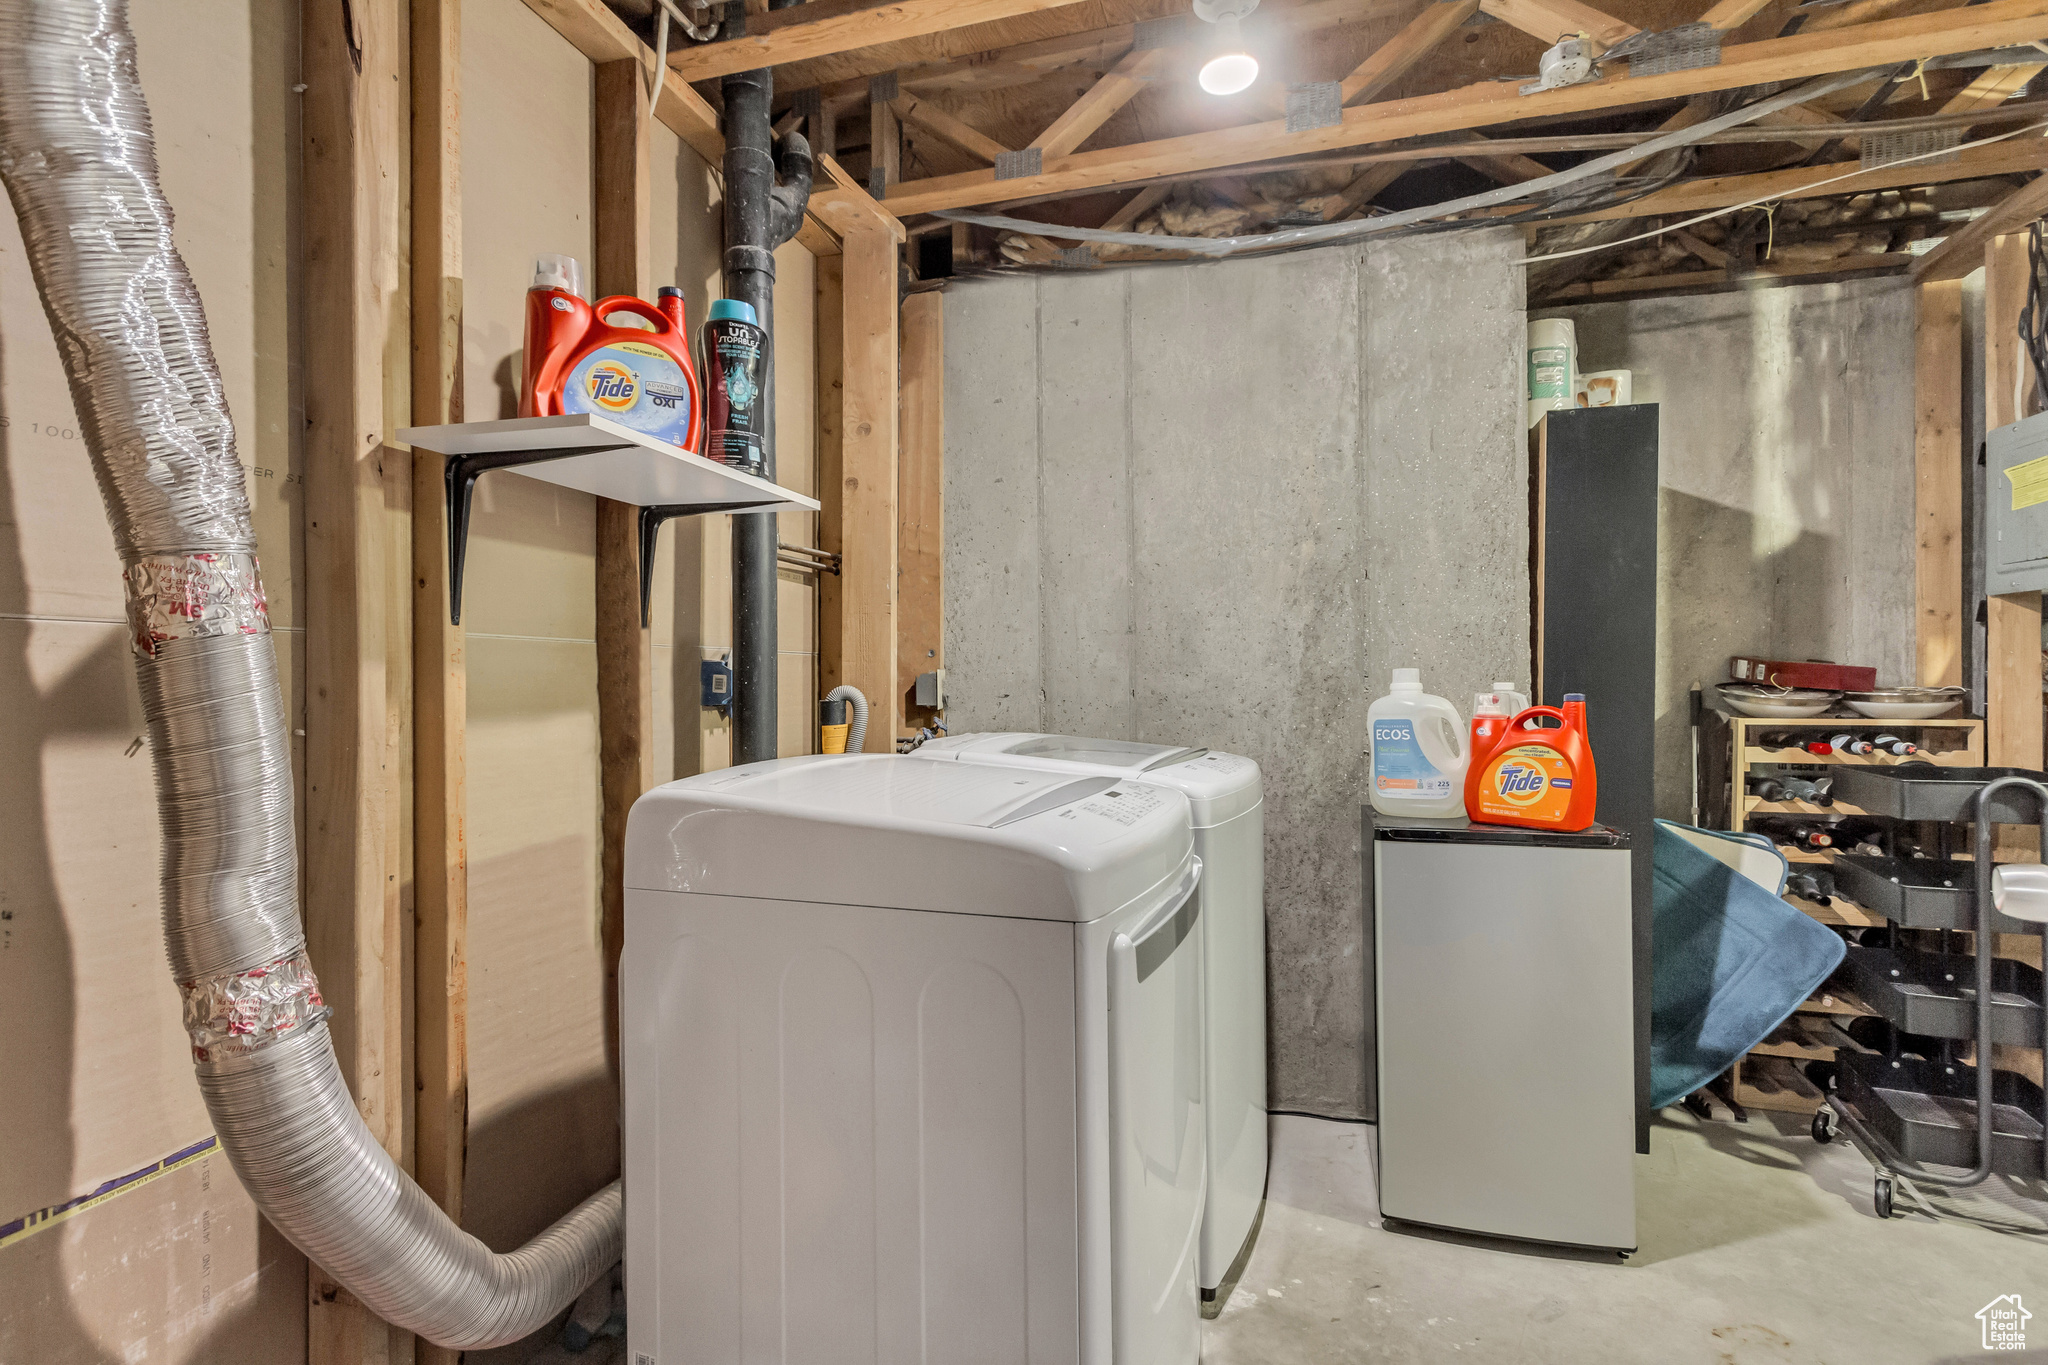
<box><xmin>563</xmin><ymin>0</ymin><xmax>2048</xmax><ymax>296</ymax></box>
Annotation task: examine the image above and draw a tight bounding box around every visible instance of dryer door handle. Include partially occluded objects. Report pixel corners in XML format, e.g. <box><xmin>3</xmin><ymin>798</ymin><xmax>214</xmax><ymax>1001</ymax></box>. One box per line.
<box><xmin>1116</xmin><ymin>857</ymin><xmax>1203</xmax><ymax>954</ymax></box>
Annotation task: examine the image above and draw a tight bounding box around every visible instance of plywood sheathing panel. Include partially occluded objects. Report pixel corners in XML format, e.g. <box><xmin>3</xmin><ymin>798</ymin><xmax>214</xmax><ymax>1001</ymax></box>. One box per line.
<box><xmin>458</xmin><ymin>0</ymin><xmax>614</xmax><ymax>1258</ymax></box>
<box><xmin>0</xmin><ymin>0</ymin><xmax>309</xmax><ymax>1355</ymax></box>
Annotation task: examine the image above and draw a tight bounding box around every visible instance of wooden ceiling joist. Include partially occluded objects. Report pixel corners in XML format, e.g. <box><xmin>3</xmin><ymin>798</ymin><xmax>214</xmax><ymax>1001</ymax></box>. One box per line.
<box><xmin>1942</xmin><ymin>61</ymin><xmax>2046</xmax><ymax>114</ymax></box>
<box><xmin>1458</xmin><ymin>145</ymin><xmax>1556</xmax><ymax>183</ymax></box>
<box><xmin>1672</xmin><ymin>228</ymin><xmax>1731</xmax><ymax>265</ymax></box>
<box><xmin>1322</xmin><ymin>160</ymin><xmax>1409</xmax><ymax>218</ymax></box>
<box><xmin>1554</xmin><ymin>136</ymin><xmax>2048</xmax><ymax>222</ymax></box>
<box><xmin>517</xmin><ymin>0</ymin><xmax>722</xmax><ymax>159</ymax></box>
<box><xmin>1340</xmin><ymin>0</ymin><xmax>1481</xmax><ymax>106</ymax></box>
<box><xmin>1100</xmin><ymin>182</ymin><xmax>1175</xmax><ymax>230</ymax></box>
<box><xmin>776</xmin><ymin>0</ymin><xmax>1415</xmax><ymax>109</ymax></box>
<box><xmin>667</xmin><ymin>0</ymin><xmax>1098</xmax><ymax>83</ymax></box>
<box><xmin>868</xmin><ymin>0</ymin><xmax>2048</xmax><ymax>218</ymax></box>
<box><xmin>1795</xmin><ymin>0</ymin><xmax>1923</xmax><ymax>34</ymax></box>
<box><xmin>893</xmin><ymin>92</ymin><xmax>1012</xmax><ymax>163</ymax></box>
<box><xmin>1911</xmin><ymin>170</ymin><xmax>2048</xmax><ymax>280</ymax></box>
<box><xmin>1029</xmin><ymin>43</ymin><xmax>1172</xmax><ymax>159</ymax></box>
<box><xmin>1539</xmin><ymin>251</ymin><xmax>1913</xmax><ymax>300</ymax></box>
<box><xmin>1478</xmin><ymin>0</ymin><xmax>1638</xmax><ymax>51</ymax></box>
<box><xmin>1695</xmin><ymin>0</ymin><xmax>1776</xmax><ymax>30</ymax></box>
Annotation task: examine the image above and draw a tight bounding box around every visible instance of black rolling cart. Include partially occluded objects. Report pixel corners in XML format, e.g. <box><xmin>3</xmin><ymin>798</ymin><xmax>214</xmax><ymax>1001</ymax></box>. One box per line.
<box><xmin>1810</xmin><ymin>768</ymin><xmax>2048</xmax><ymax>1219</ymax></box>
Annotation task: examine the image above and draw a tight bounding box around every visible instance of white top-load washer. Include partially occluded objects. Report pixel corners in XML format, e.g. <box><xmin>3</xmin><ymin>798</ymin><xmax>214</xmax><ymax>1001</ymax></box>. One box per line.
<box><xmin>623</xmin><ymin>754</ymin><xmax>1206</xmax><ymax>1365</ymax></box>
<box><xmin>908</xmin><ymin>734</ymin><xmax>1266</xmax><ymax>1303</ymax></box>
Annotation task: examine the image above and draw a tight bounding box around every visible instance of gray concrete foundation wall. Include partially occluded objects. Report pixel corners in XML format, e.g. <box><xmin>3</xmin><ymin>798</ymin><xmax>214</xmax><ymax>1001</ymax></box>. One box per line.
<box><xmin>943</xmin><ymin>230</ymin><xmax>1529</xmax><ymax>1118</ymax></box>
<box><xmin>1548</xmin><ymin>279</ymin><xmax>1917</xmax><ymax>822</ymax></box>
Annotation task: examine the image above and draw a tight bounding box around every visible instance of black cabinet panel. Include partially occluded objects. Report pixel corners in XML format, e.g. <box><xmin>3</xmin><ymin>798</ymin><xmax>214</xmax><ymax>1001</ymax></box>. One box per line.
<box><xmin>1540</xmin><ymin>406</ymin><xmax>1658</xmax><ymax>1151</ymax></box>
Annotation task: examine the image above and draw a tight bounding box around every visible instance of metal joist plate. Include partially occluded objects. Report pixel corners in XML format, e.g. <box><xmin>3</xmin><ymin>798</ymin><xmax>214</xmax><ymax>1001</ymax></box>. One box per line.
<box><xmin>1862</xmin><ymin>126</ymin><xmax>1961</xmax><ymax>171</ymax></box>
<box><xmin>1286</xmin><ymin>82</ymin><xmax>1342</xmax><ymax>134</ymax></box>
<box><xmin>1623</xmin><ymin>23</ymin><xmax>1722</xmax><ymax>78</ymax></box>
<box><xmin>869</xmin><ymin>71</ymin><xmax>899</xmax><ymax>104</ymax></box>
<box><xmin>995</xmin><ymin>147</ymin><xmax>1044</xmax><ymax>180</ymax></box>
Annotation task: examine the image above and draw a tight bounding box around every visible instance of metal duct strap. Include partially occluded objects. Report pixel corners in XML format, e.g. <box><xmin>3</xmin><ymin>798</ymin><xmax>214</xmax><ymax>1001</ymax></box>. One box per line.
<box><xmin>0</xmin><ymin>0</ymin><xmax>618</xmax><ymax>1347</ymax></box>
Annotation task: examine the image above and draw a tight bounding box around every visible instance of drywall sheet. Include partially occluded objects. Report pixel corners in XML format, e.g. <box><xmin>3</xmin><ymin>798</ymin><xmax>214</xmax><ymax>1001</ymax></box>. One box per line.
<box><xmin>0</xmin><ymin>1142</ymin><xmax>306</xmax><ymax>1365</ymax></box>
<box><xmin>454</xmin><ymin>0</ymin><xmax>819</xmax><ymax>1288</ymax></box>
<box><xmin>942</xmin><ymin>230</ymin><xmax>1530</xmax><ymax>1117</ymax></box>
<box><xmin>458</xmin><ymin>0</ymin><xmax>615</xmax><ymax>1255</ymax></box>
<box><xmin>0</xmin><ymin>0</ymin><xmax>307</xmax><ymax>1354</ymax></box>
<box><xmin>1547</xmin><ymin>279</ymin><xmax>1917</xmax><ymax>821</ymax></box>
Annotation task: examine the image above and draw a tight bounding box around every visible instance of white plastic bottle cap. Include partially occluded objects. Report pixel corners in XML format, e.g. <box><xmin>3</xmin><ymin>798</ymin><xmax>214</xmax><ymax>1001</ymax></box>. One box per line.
<box><xmin>1474</xmin><ymin>692</ymin><xmax>1507</xmax><ymax>716</ymax></box>
<box><xmin>532</xmin><ymin>252</ymin><xmax>583</xmax><ymax>299</ymax></box>
<box><xmin>1391</xmin><ymin>668</ymin><xmax>1421</xmax><ymax>691</ymax></box>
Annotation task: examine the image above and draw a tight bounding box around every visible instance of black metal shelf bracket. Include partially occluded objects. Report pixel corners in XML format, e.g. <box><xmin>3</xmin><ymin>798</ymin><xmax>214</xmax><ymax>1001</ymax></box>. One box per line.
<box><xmin>440</xmin><ymin>442</ymin><xmax>788</xmax><ymax>626</ymax></box>
<box><xmin>637</xmin><ymin>500</ymin><xmax>782</xmax><ymax>627</ymax></box>
<box><xmin>444</xmin><ymin>444</ymin><xmax>613</xmax><ymax>625</ymax></box>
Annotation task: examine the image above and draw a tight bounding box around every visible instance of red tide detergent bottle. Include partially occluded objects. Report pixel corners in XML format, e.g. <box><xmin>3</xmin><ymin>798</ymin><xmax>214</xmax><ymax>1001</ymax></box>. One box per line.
<box><xmin>520</xmin><ymin>253</ymin><xmax>701</xmax><ymax>452</ymax></box>
<box><xmin>1465</xmin><ymin>692</ymin><xmax>1600</xmax><ymax>832</ymax></box>
<box><xmin>1470</xmin><ymin>691</ymin><xmax>1512</xmax><ymax>761</ymax></box>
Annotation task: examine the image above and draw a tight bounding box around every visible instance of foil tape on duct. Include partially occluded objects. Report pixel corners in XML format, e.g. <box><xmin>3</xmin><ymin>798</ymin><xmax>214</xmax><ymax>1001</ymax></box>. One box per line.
<box><xmin>0</xmin><ymin>0</ymin><xmax>617</xmax><ymax>1347</ymax></box>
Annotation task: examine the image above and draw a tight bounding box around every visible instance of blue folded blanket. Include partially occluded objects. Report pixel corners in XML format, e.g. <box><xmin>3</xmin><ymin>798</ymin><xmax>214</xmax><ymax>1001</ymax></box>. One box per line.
<box><xmin>1650</xmin><ymin>820</ymin><xmax>1847</xmax><ymax>1109</ymax></box>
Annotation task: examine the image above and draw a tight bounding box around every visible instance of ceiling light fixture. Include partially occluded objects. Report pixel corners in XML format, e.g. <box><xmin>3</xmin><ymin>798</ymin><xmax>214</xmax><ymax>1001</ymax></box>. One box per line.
<box><xmin>1193</xmin><ymin>0</ymin><xmax>1260</xmax><ymax>96</ymax></box>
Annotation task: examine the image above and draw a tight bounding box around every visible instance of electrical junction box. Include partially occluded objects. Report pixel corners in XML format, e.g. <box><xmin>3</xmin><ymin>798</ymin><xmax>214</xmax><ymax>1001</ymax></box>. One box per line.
<box><xmin>701</xmin><ymin>658</ymin><xmax>733</xmax><ymax>709</ymax></box>
<box><xmin>915</xmin><ymin>668</ymin><xmax>945</xmax><ymax>710</ymax></box>
<box><xmin>1987</xmin><ymin>410</ymin><xmax>2048</xmax><ymax>595</ymax></box>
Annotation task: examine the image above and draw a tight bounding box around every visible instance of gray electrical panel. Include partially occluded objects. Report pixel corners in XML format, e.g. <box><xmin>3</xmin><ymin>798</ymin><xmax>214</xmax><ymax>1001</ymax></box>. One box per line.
<box><xmin>1986</xmin><ymin>410</ymin><xmax>2048</xmax><ymax>594</ymax></box>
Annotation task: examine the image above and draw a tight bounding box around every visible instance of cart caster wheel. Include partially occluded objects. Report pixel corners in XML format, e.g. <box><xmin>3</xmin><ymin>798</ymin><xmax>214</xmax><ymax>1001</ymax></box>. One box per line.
<box><xmin>1811</xmin><ymin>1110</ymin><xmax>1835</xmax><ymax>1145</ymax></box>
<box><xmin>1874</xmin><ymin>1176</ymin><xmax>1894</xmax><ymax>1220</ymax></box>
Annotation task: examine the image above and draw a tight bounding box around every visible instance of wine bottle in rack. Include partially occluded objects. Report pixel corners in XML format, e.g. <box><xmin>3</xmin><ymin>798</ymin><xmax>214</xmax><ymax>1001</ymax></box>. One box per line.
<box><xmin>1826</xmin><ymin>732</ymin><xmax>1875</xmax><ymax>755</ymax></box>
<box><xmin>1757</xmin><ymin>731</ymin><xmax>1831</xmax><ymax>754</ymax></box>
<box><xmin>1745</xmin><ymin>774</ymin><xmax>1834</xmax><ymax>806</ymax></box>
<box><xmin>1785</xmin><ymin>870</ymin><xmax>1835</xmax><ymax>905</ymax></box>
<box><xmin>1749</xmin><ymin>815</ymin><xmax>1836</xmax><ymax>850</ymax></box>
<box><xmin>1787</xmin><ymin>776</ymin><xmax>1835</xmax><ymax>807</ymax></box>
<box><xmin>1871</xmin><ymin>733</ymin><xmax>1918</xmax><ymax>756</ymax></box>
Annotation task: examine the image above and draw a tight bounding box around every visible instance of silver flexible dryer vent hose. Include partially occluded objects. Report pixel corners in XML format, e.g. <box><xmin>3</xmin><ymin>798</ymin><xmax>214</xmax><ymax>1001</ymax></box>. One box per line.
<box><xmin>0</xmin><ymin>0</ymin><xmax>617</xmax><ymax>1347</ymax></box>
<box><xmin>825</xmin><ymin>684</ymin><xmax>868</xmax><ymax>755</ymax></box>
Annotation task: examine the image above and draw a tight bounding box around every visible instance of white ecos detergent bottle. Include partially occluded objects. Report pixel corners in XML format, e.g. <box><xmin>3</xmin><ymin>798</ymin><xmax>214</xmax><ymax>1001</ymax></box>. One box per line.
<box><xmin>1369</xmin><ymin>668</ymin><xmax>1468</xmax><ymax>818</ymax></box>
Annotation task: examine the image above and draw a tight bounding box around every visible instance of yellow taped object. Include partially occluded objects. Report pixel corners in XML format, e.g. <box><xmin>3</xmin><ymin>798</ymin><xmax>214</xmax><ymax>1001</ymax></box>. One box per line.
<box><xmin>821</xmin><ymin>722</ymin><xmax>851</xmax><ymax>754</ymax></box>
<box><xmin>2006</xmin><ymin>453</ymin><xmax>2048</xmax><ymax>511</ymax></box>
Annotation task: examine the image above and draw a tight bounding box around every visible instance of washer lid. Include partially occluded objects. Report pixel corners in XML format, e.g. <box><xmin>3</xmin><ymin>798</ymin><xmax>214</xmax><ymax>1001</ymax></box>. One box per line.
<box><xmin>625</xmin><ymin>754</ymin><xmax>1194</xmax><ymax>922</ymax></box>
<box><xmin>911</xmin><ymin>733</ymin><xmax>1263</xmax><ymax>827</ymax></box>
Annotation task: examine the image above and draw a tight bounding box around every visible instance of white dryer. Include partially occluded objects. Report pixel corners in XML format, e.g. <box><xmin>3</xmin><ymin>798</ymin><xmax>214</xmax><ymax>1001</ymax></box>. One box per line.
<box><xmin>908</xmin><ymin>734</ymin><xmax>1266</xmax><ymax>1305</ymax></box>
<box><xmin>622</xmin><ymin>755</ymin><xmax>1206</xmax><ymax>1365</ymax></box>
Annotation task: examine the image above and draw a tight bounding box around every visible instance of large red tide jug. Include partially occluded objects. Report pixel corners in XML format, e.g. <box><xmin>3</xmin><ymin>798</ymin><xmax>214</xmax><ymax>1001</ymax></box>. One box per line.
<box><xmin>520</xmin><ymin>253</ymin><xmax>701</xmax><ymax>452</ymax></box>
<box><xmin>1464</xmin><ymin>692</ymin><xmax>1600</xmax><ymax>832</ymax></box>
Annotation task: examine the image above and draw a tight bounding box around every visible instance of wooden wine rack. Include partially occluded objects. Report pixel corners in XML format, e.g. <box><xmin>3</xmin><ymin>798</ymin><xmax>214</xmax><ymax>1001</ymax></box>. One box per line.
<box><xmin>1698</xmin><ymin>709</ymin><xmax>1992</xmax><ymax>1115</ymax></box>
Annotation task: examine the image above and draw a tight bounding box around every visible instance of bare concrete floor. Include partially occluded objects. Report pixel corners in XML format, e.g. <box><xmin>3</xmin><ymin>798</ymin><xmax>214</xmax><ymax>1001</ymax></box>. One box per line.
<box><xmin>507</xmin><ymin>1108</ymin><xmax>2048</xmax><ymax>1363</ymax></box>
<box><xmin>1204</xmin><ymin>1112</ymin><xmax>2048</xmax><ymax>1365</ymax></box>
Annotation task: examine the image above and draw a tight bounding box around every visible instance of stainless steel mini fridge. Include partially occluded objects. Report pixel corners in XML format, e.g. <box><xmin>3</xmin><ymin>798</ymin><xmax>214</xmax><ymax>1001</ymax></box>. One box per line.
<box><xmin>1369</xmin><ymin>815</ymin><xmax>1636</xmax><ymax>1253</ymax></box>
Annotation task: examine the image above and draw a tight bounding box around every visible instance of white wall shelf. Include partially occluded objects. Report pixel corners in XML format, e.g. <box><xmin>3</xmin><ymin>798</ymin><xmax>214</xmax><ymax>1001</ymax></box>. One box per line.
<box><xmin>400</xmin><ymin>413</ymin><xmax>821</xmax><ymax>624</ymax></box>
